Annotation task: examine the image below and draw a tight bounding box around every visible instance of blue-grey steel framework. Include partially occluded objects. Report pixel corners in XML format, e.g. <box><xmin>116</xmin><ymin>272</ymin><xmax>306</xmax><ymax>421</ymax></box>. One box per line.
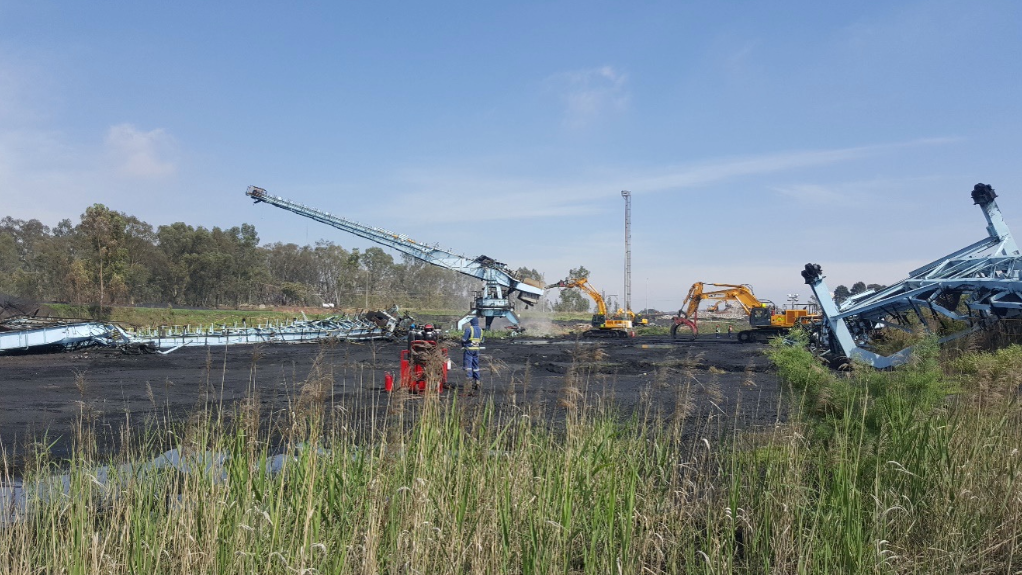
<box><xmin>802</xmin><ymin>183</ymin><xmax>1022</xmax><ymax>368</ymax></box>
<box><xmin>245</xmin><ymin>186</ymin><xmax>544</xmax><ymax>330</ymax></box>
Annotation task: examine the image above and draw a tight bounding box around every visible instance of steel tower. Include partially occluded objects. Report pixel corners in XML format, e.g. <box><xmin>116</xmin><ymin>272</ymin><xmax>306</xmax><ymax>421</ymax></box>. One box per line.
<box><xmin>621</xmin><ymin>190</ymin><xmax>632</xmax><ymax>313</ymax></box>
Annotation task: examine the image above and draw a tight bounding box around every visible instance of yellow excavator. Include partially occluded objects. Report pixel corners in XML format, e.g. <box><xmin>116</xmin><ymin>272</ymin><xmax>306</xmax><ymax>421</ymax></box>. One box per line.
<box><xmin>546</xmin><ymin>277</ymin><xmax>646</xmax><ymax>338</ymax></box>
<box><xmin>672</xmin><ymin>282</ymin><xmax>819</xmax><ymax>342</ymax></box>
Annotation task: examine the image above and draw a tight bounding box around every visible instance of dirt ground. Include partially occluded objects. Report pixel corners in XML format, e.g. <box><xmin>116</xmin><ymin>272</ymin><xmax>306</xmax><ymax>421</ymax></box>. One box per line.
<box><xmin>0</xmin><ymin>331</ymin><xmax>784</xmax><ymax>467</ymax></box>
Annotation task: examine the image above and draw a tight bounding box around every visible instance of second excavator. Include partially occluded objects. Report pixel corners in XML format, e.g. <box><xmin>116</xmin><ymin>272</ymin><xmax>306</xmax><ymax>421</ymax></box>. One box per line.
<box><xmin>546</xmin><ymin>277</ymin><xmax>645</xmax><ymax>338</ymax></box>
<box><xmin>671</xmin><ymin>282</ymin><xmax>819</xmax><ymax>342</ymax></box>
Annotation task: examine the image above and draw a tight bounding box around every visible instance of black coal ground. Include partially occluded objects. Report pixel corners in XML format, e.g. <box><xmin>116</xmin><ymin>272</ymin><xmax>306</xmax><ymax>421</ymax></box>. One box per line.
<box><xmin>0</xmin><ymin>335</ymin><xmax>786</xmax><ymax>469</ymax></box>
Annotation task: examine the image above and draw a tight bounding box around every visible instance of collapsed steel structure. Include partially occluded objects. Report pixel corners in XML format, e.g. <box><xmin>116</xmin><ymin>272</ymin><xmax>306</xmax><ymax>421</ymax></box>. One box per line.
<box><xmin>0</xmin><ymin>310</ymin><xmax>404</xmax><ymax>355</ymax></box>
<box><xmin>803</xmin><ymin>183</ymin><xmax>1022</xmax><ymax>368</ymax></box>
<box><xmin>0</xmin><ymin>317</ymin><xmax>131</xmax><ymax>354</ymax></box>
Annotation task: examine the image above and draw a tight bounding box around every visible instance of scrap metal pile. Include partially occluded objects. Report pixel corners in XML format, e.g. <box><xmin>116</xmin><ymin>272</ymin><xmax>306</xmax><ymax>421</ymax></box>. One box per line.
<box><xmin>0</xmin><ymin>309</ymin><xmax>406</xmax><ymax>356</ymax></box>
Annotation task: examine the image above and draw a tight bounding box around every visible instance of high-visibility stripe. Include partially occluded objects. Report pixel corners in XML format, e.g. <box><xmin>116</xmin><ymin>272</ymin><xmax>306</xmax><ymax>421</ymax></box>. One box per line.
<box><xmin>464</xmin><ymin>325</ymin><xmax>483</xmax><ymax>350</ymax></box>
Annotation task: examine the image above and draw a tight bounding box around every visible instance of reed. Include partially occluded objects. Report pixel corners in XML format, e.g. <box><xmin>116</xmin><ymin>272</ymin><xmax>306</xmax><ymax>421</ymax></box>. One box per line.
<box><xmin>1</xmin><ymin>337</ymin><xmax>1019</xmax><ymax>573</ymax></box>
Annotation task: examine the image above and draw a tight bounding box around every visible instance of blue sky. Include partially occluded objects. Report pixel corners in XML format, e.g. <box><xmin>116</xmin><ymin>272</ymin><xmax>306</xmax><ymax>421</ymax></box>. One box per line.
<box><xmin>3</xmin><ymin>1</ymin><xmax>1022</xmax><ymax>310</ymax></box>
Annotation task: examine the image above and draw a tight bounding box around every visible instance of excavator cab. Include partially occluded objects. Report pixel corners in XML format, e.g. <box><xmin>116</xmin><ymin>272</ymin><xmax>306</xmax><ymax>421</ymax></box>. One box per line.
<box><xmin>749</xmin><ymin>306</ymin><xmax>772</xmax><ymax>327</ymax></box>
<box><xmin>591</xmin><ymin>314</ymin><xmax>606</xmax><ymax>328</ymax></box>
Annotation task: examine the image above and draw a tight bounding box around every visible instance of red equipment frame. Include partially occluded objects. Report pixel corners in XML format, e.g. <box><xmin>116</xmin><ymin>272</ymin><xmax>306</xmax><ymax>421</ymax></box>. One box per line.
<box><xmin>399</xmin><ymin>340</ymin><xmax>450</xmax><ymax>392</ymax></box>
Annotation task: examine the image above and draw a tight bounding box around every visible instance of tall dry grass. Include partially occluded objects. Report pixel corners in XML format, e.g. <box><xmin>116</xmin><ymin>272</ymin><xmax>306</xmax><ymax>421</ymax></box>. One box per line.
<box><xmin>0</xmin><ymin>337</ymin><xmax>1019</xmax><ymax>573</ymax></box>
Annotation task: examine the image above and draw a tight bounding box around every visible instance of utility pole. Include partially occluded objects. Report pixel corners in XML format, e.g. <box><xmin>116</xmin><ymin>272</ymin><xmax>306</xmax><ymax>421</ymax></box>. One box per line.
<box><xmin>621</xmin><ymin>190</ymin><xmax>632</xmax><ymax>313</ymax></box>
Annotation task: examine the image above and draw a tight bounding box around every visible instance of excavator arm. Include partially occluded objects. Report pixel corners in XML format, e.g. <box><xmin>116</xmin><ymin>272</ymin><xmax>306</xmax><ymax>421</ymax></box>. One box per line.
<box><xmin>546</xmin><ymin>276</ymin><xmax>638</xmax><ymax>337</ymax></box>
<box><xmin>673</xmin><ymin>282</ymin><xmax>771</xmax><ymax>339</ymax></box>
<box><xmin>545</xmin><ymin>277</ymin><xmax>607</xmax><ymax>316</ymax></box>
<box><xmin>678</xmin><ymin>283</ymin><xmax>765</xmax><ymax>319</ymax></box>
<box><xmin>678</xmin><ymin>283</ymin><xmax>704</xmax><ymax>319</ymax></box>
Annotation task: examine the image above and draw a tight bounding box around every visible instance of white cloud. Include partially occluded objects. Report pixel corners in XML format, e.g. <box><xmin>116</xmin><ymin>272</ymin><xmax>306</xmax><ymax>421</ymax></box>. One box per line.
<box><xmin>550</xmin><ymin>65</ymin><xmax>629</xmax><ymax>128</ymax></box>
<box><xmin>105</xmin><ymin>124</ymin><xmax>177</xmax><ymax>178</ymax></box>
<box><xmin>0</xmin><ymin>123</ymin><xmax>180</xmax><ymax>223</ymax></box>
<box><xmin>0</xmin><ymin>50</ymin><xmax>184</xmax><ymax>224</ymax></box>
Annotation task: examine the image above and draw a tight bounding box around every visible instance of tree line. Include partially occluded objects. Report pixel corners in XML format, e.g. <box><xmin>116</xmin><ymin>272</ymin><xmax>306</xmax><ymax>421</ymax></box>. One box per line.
<box><xmin>0</xmin><ymin>204</ymin><xmax>528</xmax><ymax>312</ymax></box>
<box><xmin>832</xmin><ymin>281</ymin><xmax>888</xmax><ymax>305</ymax></box>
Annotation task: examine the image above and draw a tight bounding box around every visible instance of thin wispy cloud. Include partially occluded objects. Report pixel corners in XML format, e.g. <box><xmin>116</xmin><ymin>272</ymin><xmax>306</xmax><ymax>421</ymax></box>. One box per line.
<box><xmin>772</xmin><ymin>184</ymin><xmax>848</xmax><ymax>204</ymax></box>
<box><xmin>374</xmin><ymin>170</ymin><xmax>604</xmax><ymax>226</ymax></box>
<box><xmin>0</xmin><ymin>54</ymin><xmax>69</xmax><ymax>133</ymax></box>
<box><xmin>550</xmin><ymin>65</ymin><xmax>629</xmax><ymax>128</ymax></box>
<box><xmin>1</xmin><ymin>123</ymin><xmax>179</xmax><ymax>222</ymax></box>
<box><xmin>628</xmin><ymin>138</ymin><xmax>957</xmax><ymax>193</ymax></box>
<box><xmin>0</xmin><ymin>63</ymin><xmax>21</xmax><ymax>125</ymax></box>
<box><xmin>381</xmin><ymin>137</ymin><xmax>956</xmax><ymax>225</ymax></box>
<box><xmin>770</xmin><ymin>174</ymin><xmax>949</xmax><ymax>206</ymax></box>
<box><xmin>105</xmin><ymin>124</ymin><xmax>177</xmax><ymax>178</ymax></box>
<box><xmin>0</xmin><ymin>126</ymin><xmax>89</xmax><ymax>222</ymax></box>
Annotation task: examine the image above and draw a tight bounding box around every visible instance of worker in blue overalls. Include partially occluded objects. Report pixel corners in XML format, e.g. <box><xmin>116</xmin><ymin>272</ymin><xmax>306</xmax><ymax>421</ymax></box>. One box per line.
<box><xmin>462</xmin><ymin>316</ymin><xmax>484</xmax><ymax>390</ymax></box>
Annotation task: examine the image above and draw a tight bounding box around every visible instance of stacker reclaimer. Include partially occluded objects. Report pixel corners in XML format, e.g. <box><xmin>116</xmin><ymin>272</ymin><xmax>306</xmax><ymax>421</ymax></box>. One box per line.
<box><xmin>245</xmin><ymin>186</ymin><xmax>544</xmax><ymax>331</ymax></box>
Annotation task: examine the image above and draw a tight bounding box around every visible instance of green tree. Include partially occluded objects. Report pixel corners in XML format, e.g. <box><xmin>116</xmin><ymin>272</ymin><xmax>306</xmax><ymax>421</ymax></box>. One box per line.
<box><xmin>307</xmin><ymin>241</ymin><xmax>349</xmax><ymax>306</ymax></box>
<box><xmin>553</xmin><ymin>265</ymin><xmax>591</xmax><ymax>312</ymax></box>
<box><xmin>34</xmin><ymin>226</ymin><xmax>82</xmax><ymax>302</ymax></box>
<box><xmin>0</xmin><ymin>217</ymin><xmax>56</xmax><ymax>300</ymax></box>
<box><xmin>358</xmin><ymin>247</ymin><xmax>395</xmax><ymax>308</ymax></box>
<box><xmin>833</xmin><ymin>284</ymin><xmax>851</xmax><ymax>304</ymax></box>
<box><xmin>280</xmin><ymin>281</ymin><xmax>310</xmax><ymax>306</ymax></box>
<box><xmin>154</xmin><ymin>222</ymin><xmax>197</xmax><ymax>303</ymax></box>
<box><xmin>513</xmin><ymin>267</ymin><xmax>544</xmax><ymax>283</ymax></box>
<box><xmin>0</xmin><ymin>232</ymin><xmax>19</xmax><ymax>294</ymax></box>
<box><xmin>79</xmin><ymin>204</ymin><xmax>128</xmax><ymax>317</ymax></box>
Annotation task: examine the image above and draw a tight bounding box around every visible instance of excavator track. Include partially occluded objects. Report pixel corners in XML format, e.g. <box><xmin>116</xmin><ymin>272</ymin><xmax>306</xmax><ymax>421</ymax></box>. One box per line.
<box><xmin>583</xmin><ymin>329</ymin><xmax>631</xmax><ymax>339</ymax></box>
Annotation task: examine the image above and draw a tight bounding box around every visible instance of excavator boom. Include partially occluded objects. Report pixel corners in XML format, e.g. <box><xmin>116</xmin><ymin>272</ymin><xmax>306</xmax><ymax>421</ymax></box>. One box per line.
<box><xmin>672</xmin><ymin>281</ymin><xmax>815</xmax><ymax>342</ymax></box>
<box><xmin>678</xmin><ymin>283</ymin><xmax>768</xmax><ymax>321</ymax></box>
<box><xmin>546</xmin><ymin>276</ymin><xmax>634</xmax><ymax>338</ymax></box>
<box><xmin>546</xmin><ymin>277</ymin><xmax>607</xmax><ymax>316</ymax></box>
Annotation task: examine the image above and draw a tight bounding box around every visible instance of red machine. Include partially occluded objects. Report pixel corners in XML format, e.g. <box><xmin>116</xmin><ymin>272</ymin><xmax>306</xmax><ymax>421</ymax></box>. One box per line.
<box><xmin>399</xmin><ymin>339</ymin><xmax>450</xmax><ymax>392</ymax></box>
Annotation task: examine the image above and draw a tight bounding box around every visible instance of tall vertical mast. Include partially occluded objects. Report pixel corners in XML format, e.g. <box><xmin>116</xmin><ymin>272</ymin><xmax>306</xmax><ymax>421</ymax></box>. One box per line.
<box><xmin>621</xmin><ymin>190</ymin><xmax>632</xmax><ymax>312</ymax></box>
